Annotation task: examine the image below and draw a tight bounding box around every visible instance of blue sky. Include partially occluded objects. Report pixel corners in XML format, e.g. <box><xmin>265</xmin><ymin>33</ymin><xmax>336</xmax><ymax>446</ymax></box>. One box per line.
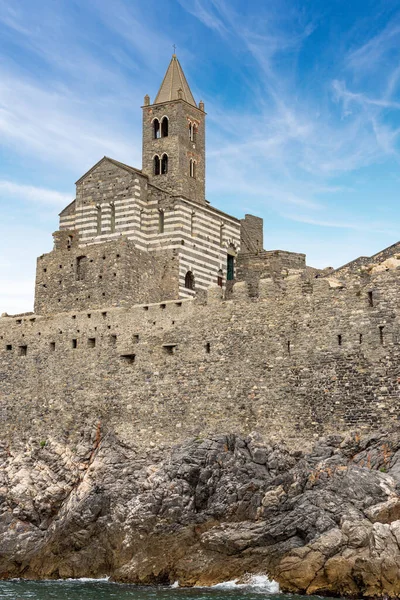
<box><xmin>1</xmin><ymin>0</ymin><xmax>400</xmax><ymax>313</ymax></box>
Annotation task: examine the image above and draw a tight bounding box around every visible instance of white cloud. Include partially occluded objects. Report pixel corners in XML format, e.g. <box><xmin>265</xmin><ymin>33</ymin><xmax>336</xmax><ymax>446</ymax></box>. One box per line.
<box><xmin>0</xmin><ymin>181</ymin><xmax>72</xmax><ymax>207</ymax></box>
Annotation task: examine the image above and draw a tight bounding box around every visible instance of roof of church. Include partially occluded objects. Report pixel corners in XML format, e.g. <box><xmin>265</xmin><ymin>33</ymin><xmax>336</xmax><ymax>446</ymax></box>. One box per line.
<box><xmin>154</xmin><ymin>54</ymin><xmax>197</xmax><ymax>107</ymax></box>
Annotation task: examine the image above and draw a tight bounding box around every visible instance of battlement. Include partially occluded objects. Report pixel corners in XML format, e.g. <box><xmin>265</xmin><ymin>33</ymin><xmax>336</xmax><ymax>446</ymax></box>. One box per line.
<box><xmin>2</xmin><ymin>266</ymin><xmax>400</xmax><ymax>450</ymax></box>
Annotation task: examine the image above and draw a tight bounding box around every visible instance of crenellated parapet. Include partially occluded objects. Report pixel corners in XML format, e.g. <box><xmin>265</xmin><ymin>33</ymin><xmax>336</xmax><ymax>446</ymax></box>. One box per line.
<box><xmin>2</xmin><ymin>265</ymin><xmax>400</xmax><ymax>450</ymax></box>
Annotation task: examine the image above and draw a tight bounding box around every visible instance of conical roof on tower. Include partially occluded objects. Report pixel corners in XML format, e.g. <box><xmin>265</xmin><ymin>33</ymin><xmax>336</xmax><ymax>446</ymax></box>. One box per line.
<box><xmin>154</xmin><ymin>54</ymin><xmax>197</xmax><ymax>107</ymax></box>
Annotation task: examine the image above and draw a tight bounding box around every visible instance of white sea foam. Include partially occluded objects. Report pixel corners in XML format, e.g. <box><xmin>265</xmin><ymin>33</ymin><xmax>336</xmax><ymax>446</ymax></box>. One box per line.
<box><xmin>171</xmin><ymin>580</ymin><xmax>180</xmax><ymax>588</ymax></box>
<box><xmin>210</xmin><ymin>574</ymin><xmax>280</xmax><ymax>593</ymax></box>
<box><xmin>64</xmin><ymin>577</ymin><xmax>111</xmax><ymax>582</ymax></box>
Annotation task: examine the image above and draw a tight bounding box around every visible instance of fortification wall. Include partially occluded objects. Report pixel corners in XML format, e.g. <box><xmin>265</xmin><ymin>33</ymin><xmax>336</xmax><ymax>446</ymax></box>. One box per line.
<box><xmin>34</xmin><ymin>236</ymin><xmax>179</xmax><ymax>315</ymax></box>
<box><xmin>2</xmin><ymin>268</ymin><xmax>400</xmax><ymax>451</ymax></box>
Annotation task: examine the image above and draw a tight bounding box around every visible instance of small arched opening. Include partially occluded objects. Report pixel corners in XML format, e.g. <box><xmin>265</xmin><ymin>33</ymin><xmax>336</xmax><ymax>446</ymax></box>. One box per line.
<box><xmin>161</xmin><ymin>154</ymin><xmax>168</xmax><ymax>174</ymax></box>
<box><xmin>185</xmin><ymin>271</ymin><xmax>195</xmax><ymax>290</ymax></box>
<box><xmin>217</xmin><ymin>269</ymin><xmax>223</xmax><ymax>287</ymax></box>
<box><xmin>161</xmin><ymin>116</ymin><xmax>169</xmax><ymax>137</ymax></box>
<box><xmin>154</xmin><ymin>155</ymin><xmax>160</xmax><ymax>175</ymax></box>
<box><xmin>153</xmin><ymin>119</ymin><xmax>160</xmax><ymax>139</ymax></box>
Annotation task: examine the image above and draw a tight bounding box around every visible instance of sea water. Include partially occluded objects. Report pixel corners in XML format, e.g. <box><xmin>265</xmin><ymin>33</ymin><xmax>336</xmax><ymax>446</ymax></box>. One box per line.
<box><xmin>0</xmin><ymin>576</ymin><xmax>315</xmax><ymax>600</ymax></box>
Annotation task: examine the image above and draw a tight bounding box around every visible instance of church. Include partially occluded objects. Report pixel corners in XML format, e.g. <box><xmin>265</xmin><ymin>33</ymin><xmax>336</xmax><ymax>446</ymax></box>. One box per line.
<box><xmin>34</xmin><ymin>55</ymin><xmax>303</xmax><ymax>316</ymax></box>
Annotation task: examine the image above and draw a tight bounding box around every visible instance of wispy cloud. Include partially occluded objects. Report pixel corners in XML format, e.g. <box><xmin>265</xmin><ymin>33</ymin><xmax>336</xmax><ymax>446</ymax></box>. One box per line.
<box><xmin>2</xmin><ymin>0</ymin><xmax>400</xmax><ymax>311</ymax></box>
<box><xmin>0</xmin><ymin>181</ymin><xmax>72</xmax><ymax>206</ymax></box>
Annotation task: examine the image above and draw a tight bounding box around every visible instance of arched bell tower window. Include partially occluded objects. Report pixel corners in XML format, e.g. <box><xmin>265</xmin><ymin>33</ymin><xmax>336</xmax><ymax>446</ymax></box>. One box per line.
<box><xmin>185</xmin><ymin>271</ymin><xmax>195</xmax><ymax>290</ymax></box>
<box><xmin>161</xmin><ymin>116</ymin><xmax>168</xmax><ymax>137</ymax></box>
<box><xmin>161</xmin><ymin>154</ymin><xmax>168</xmax><ymax>174</ymax></box>
<box><xmin>154</xmin><ymin>155</ymin><xmax>160</xmax><ymax>175</ymax></box>
<box><xmin>153</xmin><ymin>119</ymin><xmax>160</xmax><ymax>139</ymax></box>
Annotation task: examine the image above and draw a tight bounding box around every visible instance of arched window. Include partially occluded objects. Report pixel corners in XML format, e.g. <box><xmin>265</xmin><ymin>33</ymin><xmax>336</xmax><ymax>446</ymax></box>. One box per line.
<box><xmin>96</xmin><ymin>205</ymin><xmax>102</xmax><ymax>235</ymax></box>
<box><xmin>110</xmin><ymin>202</ymin><xmax>115</xmax><ymax>233</ymax></box>
<box><xmin>161</xmin><ymin>116</ymin><xmax>168</xmax><ymax>137</ymax></box>
<box><xmin>153</xmin><ymin>119</ymin><xmax>160</xmax><ymax>139</ymax></box>
<box><xmin>192</xmin><ymin>124</ymin><xmax>197</xmax><ymax>143</ymax></box>
<box><xmin>161</xmin><ymin>154</ymin><xmax>168</xmax><ymax>174</ymax></box>
<box><xmin>158</xmin><ymin>210</ymin><xmax>164</xmax><ymax>233</ymax></box>
<box><xmin>189</xmin><ymin>123</ymin><xmax>193</xmax><ymax>141</ymax></box>
<box><xmin>189</xmin><ymin>159</ymin><xmax>193</xmax><ymax>177</ymax></box>
<box><xmin>185</xmin><ymin>271</ymin><xmax>195</xmax><ymax>290</ymax></box>
<box><xmin>154</xmin><ymin>155</ymin><xmax>160</xmax><ymax>175</ymax></box>
<box><xmin>193</xmin><ymin>160</ymin><xmax>196</xmax><ymax>179</ymax></box>
<box><xmin>217</xmin><ymin>269</ymin><xmax>223</xmax><ymax>287</ymax></box>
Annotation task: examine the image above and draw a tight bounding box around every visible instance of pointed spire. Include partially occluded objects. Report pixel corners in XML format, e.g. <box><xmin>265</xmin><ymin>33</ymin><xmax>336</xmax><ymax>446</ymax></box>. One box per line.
<box><xmin>154</xmin><ymin>54</ymin><xmax>197</xmax><ymax>107</ymax></box>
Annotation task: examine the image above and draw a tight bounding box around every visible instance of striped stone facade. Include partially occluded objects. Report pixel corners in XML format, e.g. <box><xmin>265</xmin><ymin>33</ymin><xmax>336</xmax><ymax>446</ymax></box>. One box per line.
<box><xmin>39</xmin><ymin>54</ymin><xmax>254</xmax><ymax>313</ymax></box>
<box><xmin>58</xmin><ymin>157</ymin><xmax>241</xmax><ymax>300</ymax></box>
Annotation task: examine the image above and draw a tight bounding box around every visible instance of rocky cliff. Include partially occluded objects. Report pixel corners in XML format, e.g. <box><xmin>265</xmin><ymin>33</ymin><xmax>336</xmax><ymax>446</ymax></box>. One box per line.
<box><xmin>2</xmin><ymin>425</ymin><xmax>400</xmax><ymax>597</ymax></box>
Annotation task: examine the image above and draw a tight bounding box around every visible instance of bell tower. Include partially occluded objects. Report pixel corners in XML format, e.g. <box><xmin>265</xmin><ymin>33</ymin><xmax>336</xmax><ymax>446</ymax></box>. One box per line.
<box><xmin>142</xmin><ymin>54</ymin><xmax>206</xmax><ymax>204</ymax></box>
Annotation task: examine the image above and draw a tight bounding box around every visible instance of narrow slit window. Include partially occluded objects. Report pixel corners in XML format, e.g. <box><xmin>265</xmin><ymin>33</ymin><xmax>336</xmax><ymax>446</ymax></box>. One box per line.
<box><xmin>110</xmin><ymin>203</ymin><xmax>116</xmax><ymax>233</ymax></box>
<box><xmin>158</xmin><ymin>210</ymin><xmax>164</xmax><ymax>233</ymax></box>
<box><xmin>287</xmin><ymin>341</ymin><xmax>291</xmax><ymax>355</ymax></box>
<box><xmin>19</xmin><ymin>345</ymin><xmax>27</xmax><ymax>356</ymax></box>
<box><xmin>359</xmin><ymin>333</ymin><xmax>363</xmax><ymax>344</ymax></box>
<box><xmin>217</xmin><ymin>269</ymin><xmax>223</xmax><ymax>287</ymax></box>
<box><xmin>96</xmin><ymin>205</ymin><xmax>102</xmax><ymax>235</ymax></box>
<box><xmin>50</xmin><ymin>342</ymin><xmax>55</xmax><ymax>351</ymax></box>
<box><xmin>379</xmin><ymin>326</ymin><xmax>384</xmax><ymax>345</ymax></box>
<box><xmin>191</xmin><ymin>211</ymin><xmax>195</xmax><ymax>235</ymax></box>
<box><xmin>72</xmin><ymin>339</ymin><xmax>77</xmax><ymax>349</ymax></box>
<box><xmin>368</xmin><ymin>291</ymin><xmax>374</xmax><ymax>307</ymax></box>
<box><xmin>205</xmin><ymin>342</ymin><xmax>211</xmax><ymax>354</ymax></box>
<box><xmin>338</xmin><ymin>334</ymin><xmax>342</xmax><ymax>346</ymax></box>
<box><xmin>110</xmin><ymin>334</ymin><xmax>117</xmax><ymax>346</ymax></box>
<box><xmin>189</xmin><ymin>122</ymin><xmax>193</xmax><ymax>141</ymax></box>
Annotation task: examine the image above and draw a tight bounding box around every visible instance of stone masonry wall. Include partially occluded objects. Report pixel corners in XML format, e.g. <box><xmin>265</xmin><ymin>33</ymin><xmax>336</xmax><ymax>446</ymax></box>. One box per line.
<box><xmin>34</xmin><ymin>236</ymin><xmax>179</xmax><ymax>315</ymax></box>
<box><xmin>142</xmin><ymin>101</ymin><xmax>206</xmax><ymax>203</ymax></box>
<box><xmin>332</xmin><ymin>241</ymin><xmax>400</xmax><ymax>278</ymax></box>
<box><xmin>240</xmin><ymin>214</ymin><xmax>264</xmax><ymax>253</ymax></box>
<box><xmin>2</xmin><ymin>267</ymin><xmax>400</xmax><ymax>452</ymax></box>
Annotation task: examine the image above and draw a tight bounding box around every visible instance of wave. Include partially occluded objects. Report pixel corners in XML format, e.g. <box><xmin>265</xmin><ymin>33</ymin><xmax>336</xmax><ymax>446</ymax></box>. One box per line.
<box><xmin>201</xmin><ymin>574</ymin><xmax>280</xmax><ymax>593</ymax></box>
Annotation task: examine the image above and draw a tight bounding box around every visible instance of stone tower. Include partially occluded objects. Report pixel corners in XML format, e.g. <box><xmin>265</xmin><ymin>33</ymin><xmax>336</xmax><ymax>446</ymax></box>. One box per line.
<box><xmin>142</xmin><ymin>54</ymin><xmax>206</xmax><ymax>204</ymax></box>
